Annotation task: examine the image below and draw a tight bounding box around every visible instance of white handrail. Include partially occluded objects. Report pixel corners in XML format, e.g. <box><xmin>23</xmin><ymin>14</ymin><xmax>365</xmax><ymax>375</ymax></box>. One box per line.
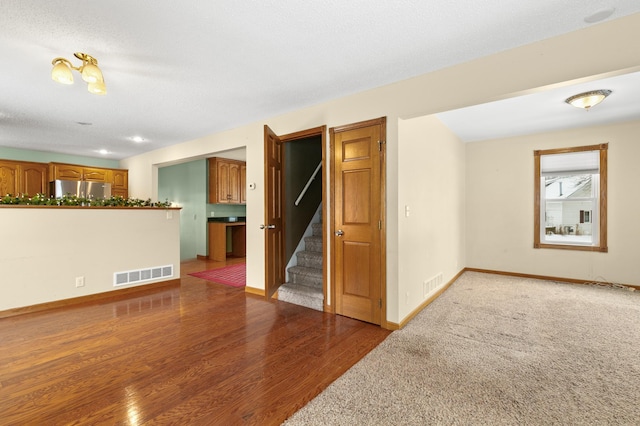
<box><xmin>295</xmin><ymin>161</ymin><xmax>322</xmax><ymax>206</ymax></box>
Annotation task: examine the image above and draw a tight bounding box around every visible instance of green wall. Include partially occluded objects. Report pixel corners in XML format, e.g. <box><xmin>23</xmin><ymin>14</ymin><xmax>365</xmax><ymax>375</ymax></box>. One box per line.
<box><xmin>158</xmin><ymin>160</ymin><xmax>208</xmax><ymax>261</ymax></box>
<box><xmin>206</xmin><ymin>203</ymin><xmax>246</xmax><ymax>218</ymax></box>
<box><xmin>0</xmin><ymin>146</ymin><xmax>120</xmax><ymax>169</ymax></box>
<box><xmin>158</xmin><ymin>158</ymin><xmax>247</xmax><ymax>261</ymax></box>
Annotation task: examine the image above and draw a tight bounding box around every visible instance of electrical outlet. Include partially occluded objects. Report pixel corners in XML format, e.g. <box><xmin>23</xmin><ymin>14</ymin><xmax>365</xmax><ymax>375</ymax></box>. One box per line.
<box><xmin>75</xmin><ymin>276</ymin><xmax>85</xmax><ymax>288</ymax></box>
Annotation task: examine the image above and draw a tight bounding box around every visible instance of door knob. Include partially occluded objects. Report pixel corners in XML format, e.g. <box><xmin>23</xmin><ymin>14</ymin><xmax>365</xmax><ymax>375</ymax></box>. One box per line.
<box><xmin>335</xmin><ymin>229</ymin><xmax>344</xmax><ymax>236</ymax></box>
<box><xmin>260</xmin><ymin>224</ymin><xmax>276</xmax><ymax>230</ymax></box>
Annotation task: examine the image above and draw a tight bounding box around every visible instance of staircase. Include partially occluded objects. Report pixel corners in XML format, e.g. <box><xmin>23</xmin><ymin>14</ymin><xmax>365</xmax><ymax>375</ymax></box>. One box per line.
<box><xmin>277</xmin><ymin>215</ymin><xmax>324</xmax><ymax>311</ymax></box>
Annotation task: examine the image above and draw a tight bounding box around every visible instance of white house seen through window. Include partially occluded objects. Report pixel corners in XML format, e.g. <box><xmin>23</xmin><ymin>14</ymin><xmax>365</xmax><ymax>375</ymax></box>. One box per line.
<box><xmin>534</xmin><ymin>144</ymin><xmax>607</xmax><ymax>252</ymax></box>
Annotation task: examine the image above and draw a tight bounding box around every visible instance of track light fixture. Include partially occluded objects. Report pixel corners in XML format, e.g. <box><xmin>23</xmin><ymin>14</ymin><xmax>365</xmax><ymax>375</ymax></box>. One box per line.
<box><xmin>51</xmin><ymin>52</ymin><xmax>106</xmax><ymax>95</ymax></box>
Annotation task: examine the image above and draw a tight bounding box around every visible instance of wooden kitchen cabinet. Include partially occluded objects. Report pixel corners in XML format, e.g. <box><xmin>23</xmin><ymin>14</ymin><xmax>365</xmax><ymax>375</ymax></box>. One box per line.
<box><xmin>208</xmin><ymin>157</ymin><xmax>245</xmax><ymax>204</ymax></box>
<box><xmin>110</xmin><ymin>169</ymin><xmax>129</xmax><ymax>198</ymax></box>
<box><xmin>20</xmin><ymin>162</ymin><xmax>48</xmax><ymax>196</ymax></box>
<box><xmin>49</xmin><ymin>162</ymin><xmax>128</xmax><ymax>197</ymax></box>
<box><xmin>1</xmin><ymin>159</ymin><xmax>128</xmax><ymax>198</ymax></box>
<box><xmin>49</xmin><ymin>163</ymin><xmax>108</xmax><ymax>182</ymax></box>
<box><xmin>208</xmin><ymin>222</ymin><xmax>246</xmax><ymax>261</ymax></box>
<box><xmin>82</xmin><ymin>167</ymin><xmax>109</xmax><ymax>182</ymax></box>
<box><xmin>240</xmin><ymin>163</ymin><xmax>247</xmax><ymax>204</ymax></box>
<box><xmin>111</xmin><ymin>169</ymin><xmax>128</xmax><ymax>189</ymax></box>
<box><xmin>0</xmin><ymin>160</ymin><xmax>48</xmax><ymax>196</ymax></box>
<box><xmin>0</xmin><ymin>160</ymin><xmax>19</xmax><ymax>195</ymax></box>
<box><xmin>49</xmin><ymin>163</ymin><xmax>83</xmax><ymax>181</ymax></box>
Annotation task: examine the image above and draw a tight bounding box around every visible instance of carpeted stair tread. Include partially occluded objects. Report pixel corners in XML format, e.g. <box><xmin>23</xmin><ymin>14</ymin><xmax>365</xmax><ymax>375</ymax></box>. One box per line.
<box><xmin>304</xmin><ymin>235</ymin><xmax>323</xmax><ymax>253</ymax></box>
<box><xmin>278</xmin><ymin>282</ymin><xmax>324</xmax><ymax>312</ymax></box>
<box><xmin>279</xmin><ymin>282</ymin><xmax>324</xmax><ymax>298</ymax></box>
<box><xmin>288</xmin><ymin>265</ymin><xmax>323</xmax><ymax>288</ymax></box>
<box><xmin>296</xmin><ymin>251</ymin><xmax>323</xmax><ymax>269</ymax></box>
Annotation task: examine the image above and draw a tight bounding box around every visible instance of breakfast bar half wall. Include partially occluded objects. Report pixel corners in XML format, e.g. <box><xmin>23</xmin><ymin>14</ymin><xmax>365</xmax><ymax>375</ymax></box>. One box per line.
<box><xmin>0</xmin><ymin>206</ymin><xmax>181</xmax><ymax>315</ymax></box>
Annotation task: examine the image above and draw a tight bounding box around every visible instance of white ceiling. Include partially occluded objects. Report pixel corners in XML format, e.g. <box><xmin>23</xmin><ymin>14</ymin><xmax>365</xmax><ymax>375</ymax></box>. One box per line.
<box><xmin>1</xmin><ymin>1</ymin><xmax>639</xmax><ymax>160</ymax></box>
<box><xmin>436</xmin><ymin>70</ymin><xmax>640</xmax><ymax>143</ymax></box>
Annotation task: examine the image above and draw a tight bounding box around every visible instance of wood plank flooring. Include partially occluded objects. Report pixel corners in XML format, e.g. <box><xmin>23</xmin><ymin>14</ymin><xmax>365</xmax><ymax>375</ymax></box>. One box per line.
<box><xmin>0</xmin><ymin>258</ymin><xmax>390</xmax><ymax>425</ymax></box>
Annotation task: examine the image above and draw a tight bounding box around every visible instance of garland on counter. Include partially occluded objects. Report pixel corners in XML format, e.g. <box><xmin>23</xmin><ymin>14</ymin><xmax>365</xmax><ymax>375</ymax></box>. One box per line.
<box><xmin>0</xmin><ymin>193</ymin><xmax>172</xmax><ymax>208</ymax></box>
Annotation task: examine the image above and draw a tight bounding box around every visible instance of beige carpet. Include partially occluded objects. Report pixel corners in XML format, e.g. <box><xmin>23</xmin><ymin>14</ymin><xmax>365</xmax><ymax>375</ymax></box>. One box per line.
<box><xmin>284</xmin><ymin>272</ymin><xmax>640</xmax><ymax>425</ymax></box>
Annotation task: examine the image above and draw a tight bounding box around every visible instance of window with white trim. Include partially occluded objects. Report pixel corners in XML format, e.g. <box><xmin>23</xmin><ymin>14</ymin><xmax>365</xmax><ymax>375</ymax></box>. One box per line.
<box><xmin>534</xmin><ymin>144</ymin><xmax>607</xmax><ymax>252</ymax></box>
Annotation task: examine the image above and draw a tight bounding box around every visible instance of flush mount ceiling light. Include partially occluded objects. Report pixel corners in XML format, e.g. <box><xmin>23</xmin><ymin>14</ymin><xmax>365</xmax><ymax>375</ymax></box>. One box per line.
<box><xmin>51</xmin><ymin>52</ymin><xmax>106</xmax><ymax>95</ymax></box>
<box><xmin>564</xmin><ymin>89</ymin><xmax>611</xmax><ymax>110</ymax></box>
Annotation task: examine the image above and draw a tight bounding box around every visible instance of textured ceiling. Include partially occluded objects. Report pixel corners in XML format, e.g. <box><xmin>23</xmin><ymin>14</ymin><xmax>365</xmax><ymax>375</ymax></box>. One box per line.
<box><xmin>1</xmin><ymin>1</ymin><xmax>639</xmax><ymax>159</ymax></box>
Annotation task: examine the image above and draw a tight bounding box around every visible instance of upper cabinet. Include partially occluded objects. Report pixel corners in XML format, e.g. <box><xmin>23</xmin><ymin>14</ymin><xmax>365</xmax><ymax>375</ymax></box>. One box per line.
<box><xmin>50</xmin><ymin>163</ymin><xmax>109</xmax><ymax>182</ymax></box>
<box><xmin>110</xmin><ymin>169</ymin><xmax>129</xmax><ymax>198</ymax></box>
<box><xmin>0</xmin><ymin>160</ymin><xmax>48</xmax><ymax>196</ymax></box>
<box><xmin>240</xmin><ymin>163</ymin><xmax>247</xmax><ymax>204</ymax></box>
<box><xmin>0</xmin><ymin>160</ymin><xmax>20</xmax><ymax>195</ymax></box>
<box><xmin>49</xmin><ymin>163</ymin><xmax>82</xmax><ymax>181</ymax></box>
<box><xmin>82</xmin><ymin>167</ymin><xmax>109</xmax><ymax>182</ymax></box>
<box><xmin>49</xmin><ymin>162</ymin><xmax>128</xmax><ymax>197</ymax></box>
<box><xmin>21</xmin><ymin>162</ymin><xmax>48</xmax><ymax>196</ymax></box>
<box><xmin>0</xmin><ymin>160</ymin><xmax>128</xmax><ymax>198</ymax></box>
<box><xmin>208</xmin><ymin>157</ymin><xmax>246</xmax><ymax>204</ymax></box>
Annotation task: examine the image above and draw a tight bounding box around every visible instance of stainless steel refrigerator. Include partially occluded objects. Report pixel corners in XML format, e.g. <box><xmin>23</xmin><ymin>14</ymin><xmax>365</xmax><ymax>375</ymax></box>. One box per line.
<box><xmin>50</xmin><ymin>180</ymin><xmax>112</xmax><ymax>199</ymax></box>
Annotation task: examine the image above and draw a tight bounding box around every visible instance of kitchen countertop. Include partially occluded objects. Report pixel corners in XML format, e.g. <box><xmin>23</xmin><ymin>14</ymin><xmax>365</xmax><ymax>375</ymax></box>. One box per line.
<box><xmin>207</xmin><ymin>216</ymin><xmax>246</xmax><ymax>223</ymax></box>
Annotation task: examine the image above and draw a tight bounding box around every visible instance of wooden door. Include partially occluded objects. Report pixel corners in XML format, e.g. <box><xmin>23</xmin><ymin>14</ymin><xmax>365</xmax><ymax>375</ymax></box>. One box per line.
<box><xmin>331</xmin><ymin>118</ymin><xmax>386</xmax><ymax>325</ymax></box>
<box><xmin>264</xmin><ymin>125</ymin><xmax>285</xmax><ymax>299</ymax></box>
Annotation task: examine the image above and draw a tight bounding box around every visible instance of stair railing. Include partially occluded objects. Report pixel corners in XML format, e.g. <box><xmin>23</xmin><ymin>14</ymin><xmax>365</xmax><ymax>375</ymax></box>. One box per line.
<box><xmin>295</xmin><ymin>161</ymin><xmax>322</xmax><ymax>206</ymax></box>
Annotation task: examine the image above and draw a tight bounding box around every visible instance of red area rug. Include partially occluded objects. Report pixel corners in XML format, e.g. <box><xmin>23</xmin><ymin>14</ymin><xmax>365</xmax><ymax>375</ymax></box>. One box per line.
<box><xmin>189</xmin><ymin>263</ymin><xmax>246</xmax><ymax>288</ymax></box>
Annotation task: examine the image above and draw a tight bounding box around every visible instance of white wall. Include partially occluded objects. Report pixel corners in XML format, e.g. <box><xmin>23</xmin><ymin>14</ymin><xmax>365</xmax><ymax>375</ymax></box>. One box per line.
<box><xmin>120</xmin><ymin>14</ymin><xmax>640</xmax><ymax>324</ymax></box>
<box><xmin>466</xmin><ymin>119</ymin><xmax>640</xmax><ymax>286</ymax></box>
<box><xmin>398</xmin><ymin>115</ymin><xmax>465</xmax><ymax>320</ymax></box>
<box><xmin>0</xmin><ymin>208</ymin><xmax>180</xmax><ymax>311</ymax></box>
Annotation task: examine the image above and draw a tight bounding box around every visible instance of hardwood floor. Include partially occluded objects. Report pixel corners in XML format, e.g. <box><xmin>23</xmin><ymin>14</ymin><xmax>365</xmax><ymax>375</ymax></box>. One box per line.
<box><xmin>0</xmin><ymin>258</ymin><xmax>390</xmax><ymax>425</ymax></box>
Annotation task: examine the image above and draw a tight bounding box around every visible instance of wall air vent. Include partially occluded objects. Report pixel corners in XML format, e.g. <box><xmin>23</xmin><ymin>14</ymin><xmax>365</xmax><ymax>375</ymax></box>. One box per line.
<box><xmin>114</xmin><ymin>264</ymin><xmax>174</xmax><ymax>287</ymax></box>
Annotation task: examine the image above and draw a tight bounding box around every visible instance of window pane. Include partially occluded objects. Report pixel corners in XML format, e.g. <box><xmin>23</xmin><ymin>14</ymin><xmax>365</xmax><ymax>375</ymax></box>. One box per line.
<box><xmin>544</xmin><ymin>174</ymin><xmax>592</xmax><ymax>199</ymax></box>
<box><xmin>543</xmin><ymin>198</ymin><xmax>595</xmax><ymax>244</ymax></box>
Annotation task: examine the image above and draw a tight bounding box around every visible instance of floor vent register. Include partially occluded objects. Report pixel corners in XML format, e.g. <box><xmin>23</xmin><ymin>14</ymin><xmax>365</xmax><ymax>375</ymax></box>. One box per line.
<box><xmin>114</xmin><ymin>265</ymin><xmax>174</xmax><ymax>287</ymax></box>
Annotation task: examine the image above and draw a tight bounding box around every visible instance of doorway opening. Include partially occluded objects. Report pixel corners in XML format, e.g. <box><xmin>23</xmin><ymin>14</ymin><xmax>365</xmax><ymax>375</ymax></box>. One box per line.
<box><xmin>263</xmin><ymin>126</ymin><xmax>327</xmax><ymax>310</ymax></box>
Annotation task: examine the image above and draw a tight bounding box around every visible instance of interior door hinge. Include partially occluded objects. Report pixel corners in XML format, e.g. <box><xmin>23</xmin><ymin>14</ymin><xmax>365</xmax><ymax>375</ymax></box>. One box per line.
<box><xmin>378</xmin><ymin>220</ymin><xmax>382</xmax><ymax>230</ymax></box>
<box><xmin>378</xmin><ymin>298</ymin><xmax>382</xmax><ymax>308</ymax></box>
<box><xmin>378</xmin><ymin>140</ymin><xmax>386</xmax><ymax>151</ymax></box>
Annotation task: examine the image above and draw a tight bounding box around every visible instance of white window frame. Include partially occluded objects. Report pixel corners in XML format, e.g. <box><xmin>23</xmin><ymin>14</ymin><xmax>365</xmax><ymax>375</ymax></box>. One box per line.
<box><xmin>534</xmin><ymin>144</ymin><xmax>608</xmax><ymax>252</ymax></box>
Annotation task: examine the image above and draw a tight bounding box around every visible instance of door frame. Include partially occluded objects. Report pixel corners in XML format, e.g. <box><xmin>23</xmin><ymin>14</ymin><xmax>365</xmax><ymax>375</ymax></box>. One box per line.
<box><xmin>264</xmin><ymin>125</ymin><xmax>328</xmax><ymax>310</ymax></box>
<box><xmin>329</xmin><ymin>117</ymin><xmax>387</xmax><ymax>327</ymax></box>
